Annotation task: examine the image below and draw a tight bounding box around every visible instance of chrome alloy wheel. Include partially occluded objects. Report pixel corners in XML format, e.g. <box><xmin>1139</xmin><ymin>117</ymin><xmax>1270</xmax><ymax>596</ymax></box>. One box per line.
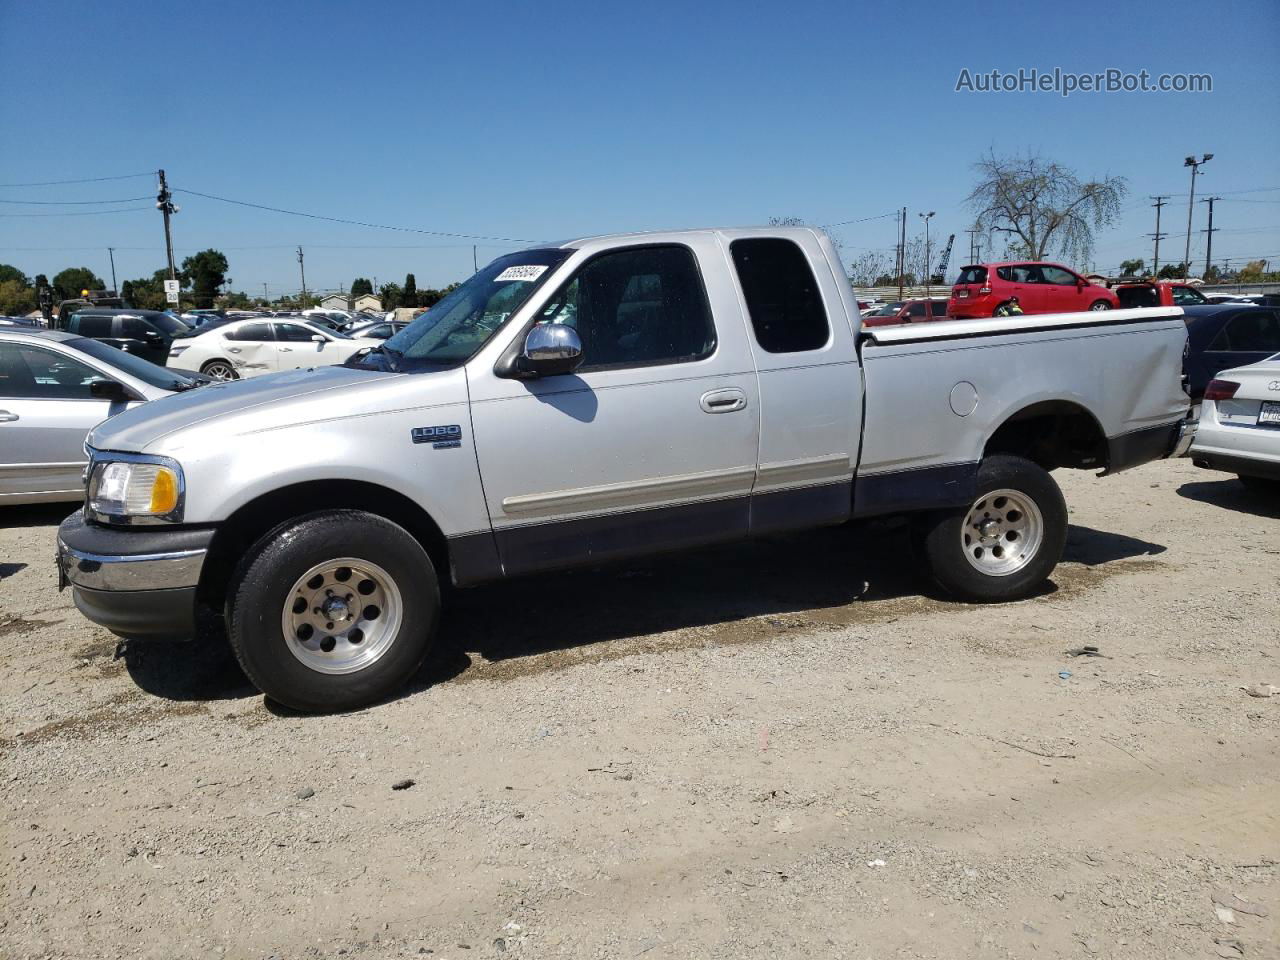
<box><xmin>202</xmin><ymin>360</ymin><xmax>238</xmax><ymax>380</ymax></box>
<box><xmin>281</xmin><ymin>558</ymin><xmax>403</xmax><ymax>674</ymax></box>
<box><xmin>961</xmin><ymin>488</ymin><xmax>1044</xmax><ymax>577</ymax></box>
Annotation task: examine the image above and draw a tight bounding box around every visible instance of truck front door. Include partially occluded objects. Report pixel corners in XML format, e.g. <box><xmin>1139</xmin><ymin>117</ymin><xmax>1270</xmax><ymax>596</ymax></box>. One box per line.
<box><xmin>469</xmin><ymin>239</ymin><xmax>761</xmax><ymax>576</ymax></box>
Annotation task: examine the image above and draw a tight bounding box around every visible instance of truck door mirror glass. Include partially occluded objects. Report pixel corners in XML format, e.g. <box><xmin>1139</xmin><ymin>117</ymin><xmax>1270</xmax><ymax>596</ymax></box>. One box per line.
<box><xmin>522</xmin><ymin>323</ymin><xmax>583</xmax><ymax>376</ymax></box>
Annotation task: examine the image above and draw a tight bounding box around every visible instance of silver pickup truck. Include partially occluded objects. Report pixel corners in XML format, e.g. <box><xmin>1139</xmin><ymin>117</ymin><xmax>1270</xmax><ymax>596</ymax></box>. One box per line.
<box><xmin>57</xmin><ymin>228</ymin><xmax>1193</xmax><ymax>712</ymax></box>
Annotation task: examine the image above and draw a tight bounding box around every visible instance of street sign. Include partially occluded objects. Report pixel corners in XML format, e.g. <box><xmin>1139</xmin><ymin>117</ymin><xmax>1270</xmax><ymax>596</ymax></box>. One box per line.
<box><xmin>163</xmin><ymin>279</ymin><xmax>180</xmax><ymax>304</ymax></box>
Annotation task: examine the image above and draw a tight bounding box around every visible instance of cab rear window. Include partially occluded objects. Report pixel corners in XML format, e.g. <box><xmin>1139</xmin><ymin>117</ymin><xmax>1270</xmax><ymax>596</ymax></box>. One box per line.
<box><xmin>956</xmin><ymin>267</ymin><xmax>987</xmax><ymax>285</ymax></box>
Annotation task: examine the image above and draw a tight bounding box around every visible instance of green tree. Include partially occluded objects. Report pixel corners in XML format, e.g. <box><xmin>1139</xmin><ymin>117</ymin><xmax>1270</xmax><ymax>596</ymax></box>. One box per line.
<box><xmin>1119</xmin><ymin>258</ymin><xmax>1145</xmax><ymax>276</ymax></box>
<box><xmin>379</xmin><ymin>282</ymin><xmax>401</xmax><ymax>310</ymax></box>
<box><xmin>1156</xmin><ymin>262</ymin><xmax>1189</xmax><ymax>280</ymax></box>
<box><xmin>121</xmin><ymin>271</ymin><xmax>171</xmax><ymax>310</ymax></box>
<box><xmin>52</xmin><ymin>267</ymin><xmax>105</xmax><ymax>300</ymax></box>
<box><xmin>0</xmin><ymin>278</ymin><xmax>36</xmax><ymax>315</ymax></box>
<box><xmin>967</xmin><ymin>150</ymin><xmax>1127</xmax><ymax>265</ymax></box>
<box><xmin>401</xmin><ymin>273</ymin><xmax>418</xmax><ymax>308</ymax></box>
<box><xmin>350</xmin><ymin>277</ymin><xmax>373</xmax><ymax>297</ymax></box>
<box><xmin>180</xmin><ymin>249</ymin><xmax>229</xmax><ymax>309</ymax></box>
<box><xmin>0</xmin><ymin>264</ymin><xmax>30</xmax><ymax>286</ymax></box>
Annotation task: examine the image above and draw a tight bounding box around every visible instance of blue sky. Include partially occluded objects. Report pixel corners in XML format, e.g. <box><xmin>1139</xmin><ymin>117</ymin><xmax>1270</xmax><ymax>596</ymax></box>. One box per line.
<box><xmin>2</xmin><ymin>0</ymin><xmax>1277</xmax><ymax>297</ymax></box>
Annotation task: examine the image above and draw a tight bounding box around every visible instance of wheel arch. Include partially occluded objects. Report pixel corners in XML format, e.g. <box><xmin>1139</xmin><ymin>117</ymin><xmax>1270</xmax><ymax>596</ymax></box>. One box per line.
<box><xmin>197</xmin><ymin>479</ymin><xmax>452</xmax><ymax>608</ymax></box>
<box><xmin>982</xmin><ymin>398</ymin><xmax>1109</xmax><ymax>472</ymax></box>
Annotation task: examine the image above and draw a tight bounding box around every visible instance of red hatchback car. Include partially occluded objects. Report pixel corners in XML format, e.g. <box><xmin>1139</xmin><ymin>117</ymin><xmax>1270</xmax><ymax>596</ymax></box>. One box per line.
<box><xmin>949</xmin><ymin>262</ymin><xmax>1118</xmax><ymax>319</ymax></box>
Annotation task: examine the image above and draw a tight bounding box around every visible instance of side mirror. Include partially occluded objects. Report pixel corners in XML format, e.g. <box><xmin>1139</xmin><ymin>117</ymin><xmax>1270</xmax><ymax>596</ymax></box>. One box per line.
<box><xmin>521</xmin><ymin>323</ymin><xmax>583</xmax><ymax>376</ymax></box>
<box><xmin>311</xmin><ymin>334</ymin><xmax>326</xmax><ymax>343</ymax></box>
<box><xmin>89</xmin><ymin>379</ymin><xmax>132</xmax><ymax>402</ymax></box>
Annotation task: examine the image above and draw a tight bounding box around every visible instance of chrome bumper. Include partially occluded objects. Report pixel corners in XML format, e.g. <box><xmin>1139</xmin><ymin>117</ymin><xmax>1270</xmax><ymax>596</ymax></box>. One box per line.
<box><xmin>57</xmin><ymin>540</ymin><xmax>207</xmax><ymax>591</ymax></box>
<box><xmin>1170</xmin><ymin>408</ymin><xmax>1199</xmax><ymax>459</ymax></box>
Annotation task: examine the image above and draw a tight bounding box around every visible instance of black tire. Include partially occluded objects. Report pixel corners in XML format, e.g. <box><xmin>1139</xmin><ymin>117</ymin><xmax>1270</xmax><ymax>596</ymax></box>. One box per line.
<box><xmin>200</xmin><ymin>359</ymin><xmax>239</xmax><ymax>380</ymax></box>
<box><xmin>1088</xmin><ymin>299</ymin><xmax>1112</xmax><ymax>311</ymax></box>
<box><xmin>227</xmin><ymin>510</ymin><xmax>439</xmax><ymax>712</ymax></box>
<box><xmin>916</xmin><ymin>454</ymin><xmax>1067</xmax><ymax>602</ymax></box>
<box><xmin>1238</xmin><ymin>474</ymin><xmax>1279</xmax><ymax>494</ymax></box>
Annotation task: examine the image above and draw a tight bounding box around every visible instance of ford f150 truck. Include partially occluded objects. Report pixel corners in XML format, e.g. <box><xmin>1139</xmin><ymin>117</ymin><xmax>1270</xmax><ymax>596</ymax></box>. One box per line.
<box><xmin>57</xmin><ymin>228</ymin><xmax>1194</xmax><ymax>712</ymax></box>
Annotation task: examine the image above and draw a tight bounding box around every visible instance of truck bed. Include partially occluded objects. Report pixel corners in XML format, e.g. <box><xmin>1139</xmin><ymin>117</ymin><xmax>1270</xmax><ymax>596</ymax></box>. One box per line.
<box><xmin>853</xmin><ymin>307</ymin><xmax>1189</xmax><ymax>516</ymax></box>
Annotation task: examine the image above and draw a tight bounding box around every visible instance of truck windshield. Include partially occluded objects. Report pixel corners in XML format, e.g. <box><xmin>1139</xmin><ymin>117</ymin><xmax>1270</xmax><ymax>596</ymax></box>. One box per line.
<box><xmin>378</xmin><ymin>249</ymin><xmax>570</xmax><ymax>371</ymax></box>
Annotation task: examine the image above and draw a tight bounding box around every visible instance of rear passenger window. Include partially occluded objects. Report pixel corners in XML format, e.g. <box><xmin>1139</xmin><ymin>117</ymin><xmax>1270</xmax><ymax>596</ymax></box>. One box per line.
<box><xmin>226</xmin><ymin>322</ymin><xmax>275</xmax><ymax>342</ymax></box>
<box><xmin>730</xmin><ymin>238</ymin><xmax>829</xmax><ymax>353</ymax></box>
<box><xmin>538</xmin><ymin>245</ymin><xmax>715</xmax><ymax>371</ymax></box>
<box><xmin>71</xmin><ymin>314</ymin><xmax>112</xmax><ymax>338</ymax></box>
<box><xmin>1214</xmin><ymin>310</ymin><xmax>1280</xmax><ymax>351</ymax></box>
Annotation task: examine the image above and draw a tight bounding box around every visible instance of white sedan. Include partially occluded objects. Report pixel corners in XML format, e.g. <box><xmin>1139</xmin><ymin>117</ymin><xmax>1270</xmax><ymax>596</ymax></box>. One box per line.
<box><xmin>167</xmin><ymin>317</ymin><xmax>371</xmax><ymax>381</ymax></box>
<box><xmin>1190</xmin><ymin>354</ymin><xmax>1280</xmax><ymax>491</ymax></box>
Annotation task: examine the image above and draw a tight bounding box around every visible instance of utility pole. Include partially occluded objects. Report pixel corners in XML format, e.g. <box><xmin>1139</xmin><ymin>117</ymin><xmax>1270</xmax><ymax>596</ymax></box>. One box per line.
<box><xmin>1149</xmin><ymin>196</ymin><xmax>1169</xmax><ymax>276</ymax></box>
<box><xmin>1201</xmin><ymin>196</ymin><xmax>1220</xmax><ymax>279</ymax></box>
<box><xmin>964</xmin><ymin>228</ymin><xmax>980</xmax><ymax>265</ymax></box>
<box><xmin>1183</xmin><ymin>154</ymin><xmax>1212</xmax><ymax>278</ymax></box>
<box><xmin>896</xmin><ymin>206</ymin><xmax>906</xmax><ymax>300</ymax></box>
<box><xmin>918</xmin><ymin>211</ymin><xmax>936</xmax><ymax>302</ymax></box>
<box><xmin>107</xmin><ymin>247</ymin><xmax>117</xmax><ymax>293</ymax></box>
<box><xmin>296</xmin><ymin>246</ymin><xmax>307</xmax><ymax>307</ymax></box>
<box><xmin>472</xmin><ymin>245</ymin><xmax>478</xmax><ymax>273</ymax></box>
<box><xmin>156</xmin><ymin>169</ymin><xmax>177</xmax><ymax>281</ymax></box>
<box><xmin>262</xmin><ymin>282</ymin><xmax>269</xmax><ymax>304</ymax></box>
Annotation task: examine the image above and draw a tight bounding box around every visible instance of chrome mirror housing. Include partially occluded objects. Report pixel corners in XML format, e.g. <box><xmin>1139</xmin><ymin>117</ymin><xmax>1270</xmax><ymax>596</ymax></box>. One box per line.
<box><xmin>522</xmin><ymin>323</ymin><xmax>583</xmax><ymax>376</ymax></box>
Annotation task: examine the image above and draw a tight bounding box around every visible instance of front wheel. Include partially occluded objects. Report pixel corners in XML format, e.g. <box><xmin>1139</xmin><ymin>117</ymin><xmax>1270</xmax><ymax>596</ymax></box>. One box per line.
<box><xmin>916</xmin><ymin>454</ymin><xmax>1067</xmax><ymax>602</ymax></box>
<box><xmin>227</xmin><ymin>510</ymin><xmax>440</xmax><ymax>712</ymax></box>
<box><xmin>1088</xmin><ymin>299</ymin><xmax>1112</xmax><ymax>311</ymax></box>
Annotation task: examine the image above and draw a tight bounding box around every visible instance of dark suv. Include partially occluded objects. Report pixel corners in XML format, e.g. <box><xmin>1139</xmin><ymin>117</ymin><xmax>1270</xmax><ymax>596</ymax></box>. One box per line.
<box><xmin>63</xmin><ymin>309</ymin><xmax>192</xmax><ymax>366</ymax></box>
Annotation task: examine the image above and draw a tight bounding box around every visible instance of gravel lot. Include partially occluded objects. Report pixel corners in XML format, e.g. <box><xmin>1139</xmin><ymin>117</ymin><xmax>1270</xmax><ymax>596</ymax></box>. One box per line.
<box><xmin>2</xmin><ymin>459</ymin><xmax>1277</xmax><ymax>960</ymax></box>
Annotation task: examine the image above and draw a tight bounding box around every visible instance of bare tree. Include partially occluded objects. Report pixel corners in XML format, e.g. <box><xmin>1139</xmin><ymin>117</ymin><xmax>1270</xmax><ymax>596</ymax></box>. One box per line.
<box><xmin>848</xmin><ymin>250</ymin><xmax>893</xmax><ymax>287</ymax></box>
<box><xmin>967</xmin><ymin>150</ymin><xmax>1126</xmax><ymax>265</ymax></box>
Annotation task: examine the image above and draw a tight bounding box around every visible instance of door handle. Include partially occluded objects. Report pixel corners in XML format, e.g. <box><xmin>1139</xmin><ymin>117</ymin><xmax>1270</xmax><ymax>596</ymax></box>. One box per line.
<box><xmin>228</xmin><ymin>347</ymin><xmax>241</xmax><ymax>354</ymax></box>
<box><xmin>0</xmin><ymin>410</ymin><xmax>17</xmax><ymax>423</ymax></box>
<box><xmin>280</xmin><ymin>347</ymin><xmax>293</xmax><ymax>352</ymax></box>
<box><xmin>699</xmin><ymin>388</ymin><xmax>747</xmax><ymax>414</ymax></box>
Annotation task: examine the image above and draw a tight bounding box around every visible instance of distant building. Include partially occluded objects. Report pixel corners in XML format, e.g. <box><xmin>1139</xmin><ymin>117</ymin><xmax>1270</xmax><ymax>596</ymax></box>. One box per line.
<box><xmin>318</xmin><ymin>293</ymin><xmax>384</xmax><ymax>312</ymax></box>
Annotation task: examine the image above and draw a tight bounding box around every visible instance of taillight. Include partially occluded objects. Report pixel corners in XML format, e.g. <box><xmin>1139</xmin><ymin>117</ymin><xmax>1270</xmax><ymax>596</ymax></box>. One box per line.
<box><xmin>1204</xmin><ymin>379</ymin><xmax>1240</xmax><ymax>401</ymax></box>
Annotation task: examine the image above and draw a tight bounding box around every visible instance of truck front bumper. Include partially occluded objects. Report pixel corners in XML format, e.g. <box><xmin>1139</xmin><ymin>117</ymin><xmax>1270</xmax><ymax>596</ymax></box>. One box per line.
<box><xmin>56</xmin><ymin>512</ymin><xmax>216</xmax><ymax>641</ymax></box>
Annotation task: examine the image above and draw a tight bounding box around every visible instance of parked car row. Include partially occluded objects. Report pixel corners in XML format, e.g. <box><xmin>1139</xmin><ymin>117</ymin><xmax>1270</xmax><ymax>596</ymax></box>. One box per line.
<box><xmin>0</xmin><ymin>328</ymin><xmax>207</xmax><ymax>504</ymax></box>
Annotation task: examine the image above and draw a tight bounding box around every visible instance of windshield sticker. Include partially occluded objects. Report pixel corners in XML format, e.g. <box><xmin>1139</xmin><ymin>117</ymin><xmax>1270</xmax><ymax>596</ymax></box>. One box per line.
<box><xmin>494</xmin><ymin>264</ymin><xmax>548</xmax><ymax>283</ymax></box>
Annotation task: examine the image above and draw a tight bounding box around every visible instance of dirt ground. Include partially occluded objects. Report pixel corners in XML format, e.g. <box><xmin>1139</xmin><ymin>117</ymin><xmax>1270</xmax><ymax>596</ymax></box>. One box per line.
<box><xmin>2</xmin><ymin>459</ymin><xmax>1277</xmax><ymax>960</ymax></box>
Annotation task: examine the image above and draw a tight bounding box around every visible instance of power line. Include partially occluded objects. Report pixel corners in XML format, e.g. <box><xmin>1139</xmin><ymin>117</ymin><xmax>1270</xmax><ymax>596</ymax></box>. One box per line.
<box><xmin>0</xmin><ymin>172</ymin><xmax>154</xmax><ymax>188</ymax></box>
<box><xmin>820</xmin><ymin>211</ymin><xmax>898</xmax><ymax>228</ymax></box>
<box><xmin>0</xmin><ymin>196</ymin><xmax>153</xmax><ymax>205</ymax></box>
<box><xmin>173</xmin><ymin>186</ymin><xmax>545</xmax><ymax>244</ymax></box>
<box><xmin>0</xmin><ymin>207</ymin><xmax>153</xmax><ymax>218</ymax></box>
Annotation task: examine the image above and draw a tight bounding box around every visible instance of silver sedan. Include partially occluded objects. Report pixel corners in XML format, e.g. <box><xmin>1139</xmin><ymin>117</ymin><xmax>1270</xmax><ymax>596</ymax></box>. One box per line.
<box><xmin>0</xmin><ymin>329</ymin><xmax>204</xmax><ymax>505</ymax></box>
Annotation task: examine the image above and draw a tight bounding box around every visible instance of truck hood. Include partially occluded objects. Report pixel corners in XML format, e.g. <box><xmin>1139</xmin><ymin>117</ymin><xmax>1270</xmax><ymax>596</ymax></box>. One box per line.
<box><xmin>88</xmin><ymin>365</ymin><xmax>402</xmax><ymax>454</ymax></box>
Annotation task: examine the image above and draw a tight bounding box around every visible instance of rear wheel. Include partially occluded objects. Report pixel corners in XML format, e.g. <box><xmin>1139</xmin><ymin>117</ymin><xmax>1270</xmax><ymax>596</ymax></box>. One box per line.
<box><xmin>1088</xmin><ymin>299</ymin><xmax>1112</xmax><ymax>311</ymax></box>
<box><xmin>1238</xmin><ymin>474</ymin><xmax>1279</xmax><ymax>494</ymax></box>
<box><xmin>227</xmin><ymin>510</ymin><xmax>439</xmax><ymax>712</ymax></box>
<box><xmin>916</xmin><ymin>454</ymin><xmax>1067</xmax><ymax>602</ymax></box>
<box><xmin>200</xmin><ymin>359</ymin><xmax>238</xmax><ymax>381</ymax></box>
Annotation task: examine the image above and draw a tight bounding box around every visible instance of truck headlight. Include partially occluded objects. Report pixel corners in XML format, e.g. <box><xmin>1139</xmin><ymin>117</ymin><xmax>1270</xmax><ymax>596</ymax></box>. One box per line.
<box><xmin>86</xmin><ymin>454</ymin><xmax>185</xmax><ymax>524</ymax></box>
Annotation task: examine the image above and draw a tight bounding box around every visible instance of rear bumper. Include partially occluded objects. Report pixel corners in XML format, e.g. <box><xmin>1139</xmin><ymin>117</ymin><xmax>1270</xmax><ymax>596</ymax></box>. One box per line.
<box><xmin>1104</xmin><ymin>417</ymin><xmax>1190</xmax><ymax>474</ymax></box>
<box><xmin>1192</xmin><ymin>450</ymin><xmax>1280</xmax><ymax>481</ymax></box>
<box><xmin>57</xmin><ymin>512</ymin><xmax>214</xmax><ymax>641</ymax></box>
